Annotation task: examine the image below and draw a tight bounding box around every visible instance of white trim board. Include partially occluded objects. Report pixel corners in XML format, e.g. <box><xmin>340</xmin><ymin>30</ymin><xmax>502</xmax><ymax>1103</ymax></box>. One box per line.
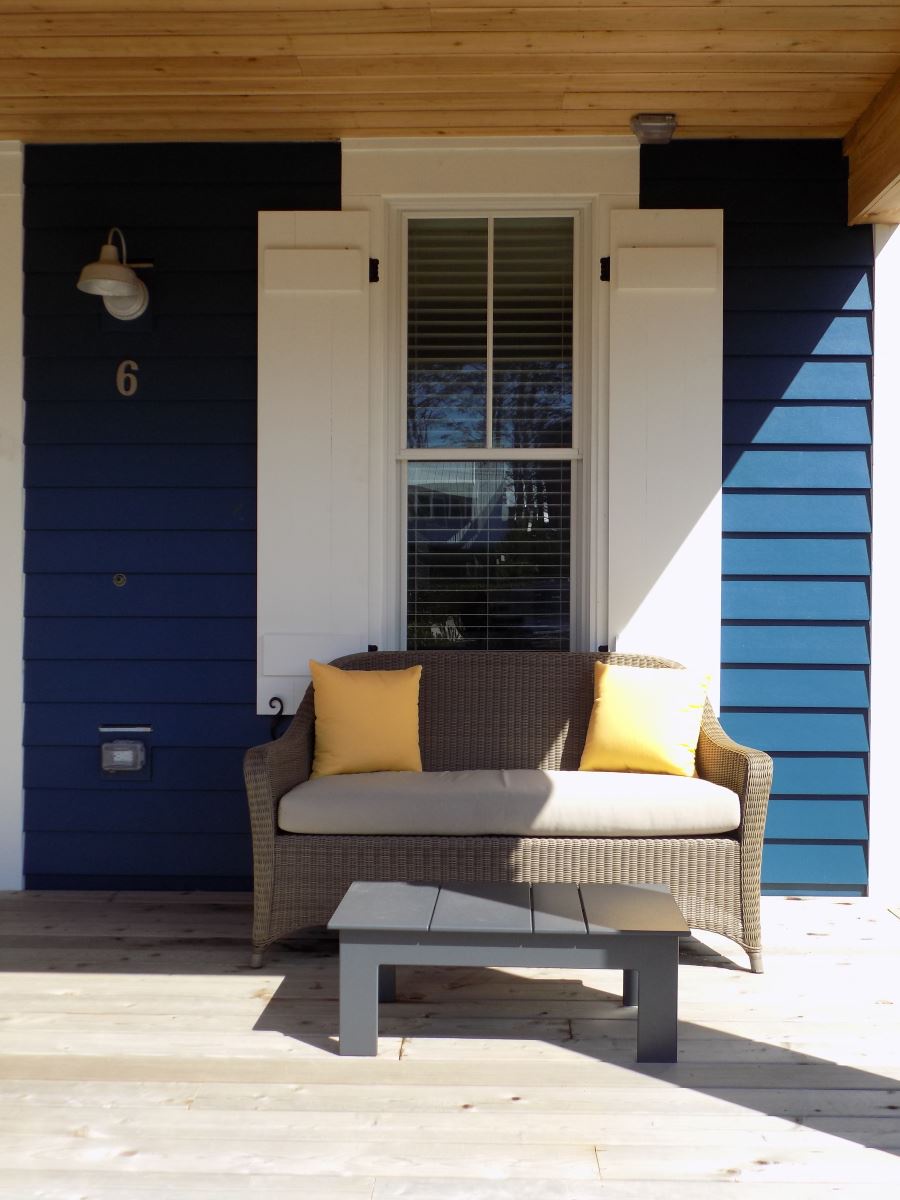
<box><xmin>0</xmin><ymin>141</ymin><xmax>24</xmax><ymax>889</ymax></box>
<box><xmin>342</xmin><ymin>136</ymin><xmax>637</xmax><ymax>200</ymax></box>
<box><xmin>868</xmin><ymin>223</ymin><xmax>900</xmax><ymax>903</ymax></box>
<box><xmin>388</xmin><ymin>196</ymin><xmax>596</xmax><ymax>652</ymax></box>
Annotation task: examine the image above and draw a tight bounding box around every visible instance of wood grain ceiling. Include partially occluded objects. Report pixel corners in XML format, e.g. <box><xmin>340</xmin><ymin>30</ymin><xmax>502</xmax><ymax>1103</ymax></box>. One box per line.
<box><xmin>1</xmin><ymin>2</ymin><xmax>899</xmax><ymax>221</ymax></box>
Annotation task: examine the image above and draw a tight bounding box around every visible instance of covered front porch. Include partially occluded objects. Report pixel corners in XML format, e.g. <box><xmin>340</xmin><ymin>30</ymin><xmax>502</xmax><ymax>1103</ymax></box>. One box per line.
<box><xmin>2</xmin><ymin>890</ymin><xmax>898</xmax><ymax>1196</ymax></box>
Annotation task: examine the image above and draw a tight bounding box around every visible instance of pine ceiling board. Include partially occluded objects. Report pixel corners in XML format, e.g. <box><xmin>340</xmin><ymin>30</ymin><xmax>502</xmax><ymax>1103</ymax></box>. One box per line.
<box><xmin>296</xmin><ymin>51</ymin><xmax>900</xmax><ymax>76</ymax></box>
<box><xmin>0</xmin><ymin>9</ymin><xmax>434</xmax><ymax>35</ymax></box>
<box><xmin>4</xmin><ymin>31</ymin><xmax>900</xmax><ymax>57</ymax></box>
<box><xmin>0</xmin><ymin>92</ymin><xmax>570</xmax><ymax>114</ymax></box>
<box><xmin>0</xmin><ymin>95</ymin><xmax>860</xmax><ymax>120</ymax></box>
<box><xmin>0</xmin><ymin>1</ymin><xmax>898</xmax><ymax>5</ymax></box>
<box><xmin>0</xmin><ymin>67</ymin><xmax>889</xmax><ymax>96</ymax></box>
<box><xmin>429</xmin><ymin>7</ymin><xmax>900</xmax><ymax>32</ymax></box>
<box><xmin>3</xmin><ymin>0</ymin><xmax>900</xmax><ymax>8</ymax></box>
<box><xmin>0</xmin><ymin>106</ymin><xmax>854</xmax><ymax>132</ymax></box>
<box><xmin>565</xmin><ymin>91</ymin><xmax>871</xmax><ymax>113</ymax></box>
<box><xmin>6</xmin><ymin>7</ymin><xmax>900</xmax><ymax>36</ymax></box>
<box><xmin>4</xmin><ymin>123</ymin><xmax>850</xmax><ymax>142</ymax></box>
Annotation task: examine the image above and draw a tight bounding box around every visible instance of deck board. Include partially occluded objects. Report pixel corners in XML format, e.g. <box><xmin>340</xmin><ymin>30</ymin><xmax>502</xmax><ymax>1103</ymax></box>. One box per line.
<box><xmin>1</xmin><ymin>892</ymin><xmax>899</xmax><ymax>1193</ymax></box>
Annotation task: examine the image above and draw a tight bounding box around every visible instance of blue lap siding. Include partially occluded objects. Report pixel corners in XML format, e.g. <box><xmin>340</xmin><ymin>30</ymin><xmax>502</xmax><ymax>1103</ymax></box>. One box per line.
<box><xmin>643</xmin><ymin>140</ymin><xmax>873</xmax><ymax>894</ymax></box>
<box><xmin>23</xmin><ymin>143</ymin><xmax>340</xmax><ymax>889</ymax></box>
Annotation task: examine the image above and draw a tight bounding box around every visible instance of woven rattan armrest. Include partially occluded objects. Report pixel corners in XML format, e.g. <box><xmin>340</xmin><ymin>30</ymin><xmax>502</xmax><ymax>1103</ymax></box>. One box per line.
<box><xmin>695</xmin><ymin>704</ymin><xmax>772</xmax><ymax>972</ymax></box>
<box><xmin>697</xmin><ymin>702</ymin><xmax>773</xmax><ymax>847</ymax></box>
<box><xmin>243</xmin><ymin>690</ymin><xmax>315</xmax><ymax>840</ymax></box>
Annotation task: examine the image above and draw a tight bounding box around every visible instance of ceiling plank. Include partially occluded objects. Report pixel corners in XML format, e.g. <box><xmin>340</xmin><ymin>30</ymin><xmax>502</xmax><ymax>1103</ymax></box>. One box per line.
<box><xmin>5</xmin><ymin>8</ymin><xmax>900</xmax><ymax>36</ymax></box>
<box><xmin>3</xmin><ymin>30</ymin><xmax>900</xmax><ymax>59</ymax></box>
<box><xmin>2</xmin><ymin>0</ymin><xmax>900</xmax><ymax>7</ymax></box>
<box><xmin>3</xmin><ymin>0</ymin><xmax>900</xmax><ymax>8</ymax></box>
<box><xmin>0</xmin><ymin>91</ymin><xmax>867</xmax><ymax>117</ymax></box>
<box><xmin>0</xmin><ymin>2</ymin><xmax>896</xmax><ymax>146</ymax></box>
<box><xmin>296</xmin><ymin>51</ymin><xmax>900</xmax><ymax>77</ymax></box>
<box><xmin>0</xmin><ymin>61</ymin><xmax>889</xmax><ymax>96</ymax></box>
<box><xmin>845</xmin><ymin>67</ymin><xmax>900</xmax><ymax>223</ymax></box>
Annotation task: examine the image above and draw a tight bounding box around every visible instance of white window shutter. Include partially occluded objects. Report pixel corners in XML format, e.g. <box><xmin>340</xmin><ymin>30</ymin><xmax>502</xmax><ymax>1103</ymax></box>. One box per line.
<box><xmin>257</xmin><ymin>211</ymin><xmax>371</xmax><ymax>715</ymax></box>
<box><xmin>607</xmin><ymin>209</ymin><xmax>724</xmax><ymax>703</ymax></box>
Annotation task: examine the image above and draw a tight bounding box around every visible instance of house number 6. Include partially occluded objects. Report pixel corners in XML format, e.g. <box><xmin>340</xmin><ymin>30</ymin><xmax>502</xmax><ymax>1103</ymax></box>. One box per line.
<box><xmin>116</xmin><ymin>360</ymin><xmax>139</xmax><ymax>397</ymax></box>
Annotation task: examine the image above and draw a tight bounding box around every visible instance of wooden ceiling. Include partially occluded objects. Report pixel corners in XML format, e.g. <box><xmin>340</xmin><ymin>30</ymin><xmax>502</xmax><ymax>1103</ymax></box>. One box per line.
<box><xmin>2</xmin><ymin>2</ymin><xmax>900</xmax><ymax>222</ymax></box>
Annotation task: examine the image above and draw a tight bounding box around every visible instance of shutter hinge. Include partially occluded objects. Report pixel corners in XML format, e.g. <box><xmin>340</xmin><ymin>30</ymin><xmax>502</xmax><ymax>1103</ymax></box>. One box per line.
<box><xmin>599</xmin><ymin>256</ymin><xmax>611</xmax><ymax>282</ymax></box>
<box><xmin>369</xmin><ymin>257</ymin><xmax>380</xmax><ymax>283</ymax></box>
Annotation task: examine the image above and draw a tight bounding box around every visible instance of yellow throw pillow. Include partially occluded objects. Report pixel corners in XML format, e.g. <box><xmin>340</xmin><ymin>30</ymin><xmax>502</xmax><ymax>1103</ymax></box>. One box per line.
<box><xmin>579</xmin><ymin>662</ymin><xmax>709</xmax><ymax>777</ymax></box>
<box><xmin>309</xmin><ymin>660</ymin><xmax>423</xmax><ymax>779</ymax></box>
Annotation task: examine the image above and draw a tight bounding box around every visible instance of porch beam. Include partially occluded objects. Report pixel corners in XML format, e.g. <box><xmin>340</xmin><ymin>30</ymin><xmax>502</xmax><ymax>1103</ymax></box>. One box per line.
<box><xmin>845</xmin><ymin>67</ymin><xmax>900</xmax><ymax>225</ymax></box>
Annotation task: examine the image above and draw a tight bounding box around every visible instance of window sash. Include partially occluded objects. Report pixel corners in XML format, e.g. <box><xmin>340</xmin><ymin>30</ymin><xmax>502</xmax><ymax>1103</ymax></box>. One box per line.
<box><xmin>404</xmin><ymin>212</ymin><xmax>576</xmax><ymax>456</ymax></box>
<box><xmin>394</xmin><ymin>200</ymin><xmax>589</xmax><ymax>652</ymax></box>
<box><xmin>407</xmin><ymin>459</ymin><xmax>572</xmax><ymax>652</ymax></box>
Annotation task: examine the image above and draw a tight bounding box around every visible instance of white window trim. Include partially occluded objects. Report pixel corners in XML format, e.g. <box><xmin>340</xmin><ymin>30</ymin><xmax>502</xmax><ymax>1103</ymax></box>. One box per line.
<box><xmin>343</xmin><ymin>137</ymin><xmax>640</xmax><ymax>656</ymax></box>
<box><xmin>389</xmin><ymin>198</ymin><xmax>594</xmax><ymax>652</ymax></box>
<box><xmin>0</xmin><ymin>141</ymin><xmax>24</xmax><ymax>889</ymax></box>
<box><xmin>868</xmin><ymin>223</ymin><xmax>900</xmax><ymax>904</ymax></box>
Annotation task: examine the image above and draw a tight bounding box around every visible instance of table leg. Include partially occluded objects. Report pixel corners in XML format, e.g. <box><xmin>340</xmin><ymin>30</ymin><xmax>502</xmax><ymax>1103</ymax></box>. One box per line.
<box><xmin>634</xmin><ymin>938</ymin><xmax>679</xmax><ymax>1063</ymax></box>
<box><xmin>379</xmin><ymin>964</ymin><xmax>396</xmax><ymax>1003</ymax></box>
<box><xmin>338</xmin><ymin>939</ymin><xmax>381</xmax><ymax>1056</ymax></box>
<box><xmin>622</xmin><ymin>968</ymin><xmax>639</xmax><ymax>1007</ymax></box>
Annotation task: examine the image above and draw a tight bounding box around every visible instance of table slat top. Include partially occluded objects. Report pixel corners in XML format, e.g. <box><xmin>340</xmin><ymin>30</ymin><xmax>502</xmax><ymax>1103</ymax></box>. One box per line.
<box><xmin>329</xmin><ymin>881</ymin><xmax>688</xmax><ymax>937</ymax></box>
<box><xmin>430</xmin><ymin>883</ymin><xmax>532</xmax><ymax>934</ymax></box>
<box><xmin>327</xmin><ymin>882</ymin><xmax>439</xmax><ymax>931</ymax></box>
<box><xmin>580</xmin><ymin>883</ymin><xmax>689</xmax><ymax>934</ymax></box>
<box><xmin>530</xmin><ymin>883</ymin><xmax>588</xmax><ymax>934</ymax></box>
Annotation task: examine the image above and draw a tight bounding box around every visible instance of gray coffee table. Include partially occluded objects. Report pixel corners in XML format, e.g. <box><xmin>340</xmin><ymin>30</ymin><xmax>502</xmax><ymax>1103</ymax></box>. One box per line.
<box><xmin>327</xmin><ymin>880</ymin><xmax>689</xmax><ymax>1061</ymax></box>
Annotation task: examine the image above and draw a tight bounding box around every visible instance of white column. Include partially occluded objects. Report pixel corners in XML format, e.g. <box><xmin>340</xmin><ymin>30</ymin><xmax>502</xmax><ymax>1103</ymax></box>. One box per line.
<box><xmin>868</xmin><ymin>224</ymin><xmax>900</xmax><ymax>904</ymax></box>
<box><xmin>0</xmin><ymin>142</ymin><xmax>24</xmax><ymax>889</ymax></box>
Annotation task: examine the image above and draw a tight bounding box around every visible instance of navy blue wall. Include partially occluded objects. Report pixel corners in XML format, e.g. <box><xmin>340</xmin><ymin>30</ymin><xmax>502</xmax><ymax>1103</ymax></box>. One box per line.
<box><xmin>642</xmin><ymin>141</ymin><xmax>873</xmax><ymax>894</ymax></box>
<box><xmin>23</xmin><ymin>143</ymin><xmax>340</xmax><ymax>888</ymax></box>
<box><xmin>23</xmin><ymin>139</ymin><xmax>872</xmax><ymax>894</ymax></box>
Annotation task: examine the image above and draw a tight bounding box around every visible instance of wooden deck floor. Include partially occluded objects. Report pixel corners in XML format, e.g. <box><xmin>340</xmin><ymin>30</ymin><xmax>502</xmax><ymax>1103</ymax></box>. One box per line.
<box><xmin>0</xmin><ymin>891</ymin><xmax>899</xmax><ymax>1199</ymax></box>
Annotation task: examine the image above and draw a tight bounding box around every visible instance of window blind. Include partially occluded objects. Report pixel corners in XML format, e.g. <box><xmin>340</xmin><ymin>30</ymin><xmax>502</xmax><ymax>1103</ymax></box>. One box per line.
<box><xmin>407</xmin><ymin>216</ymin><xmax>573</xmax><ymax>450</ymax></box>
<box><xmin>493</xmin><ymin>217</ymin><xmax>573</xmax><ymax>449</ymax></box>
<box><xmin>407</xmin><ymin>218</ymin><xmax>488</xmax><ymax>448</ymax></box>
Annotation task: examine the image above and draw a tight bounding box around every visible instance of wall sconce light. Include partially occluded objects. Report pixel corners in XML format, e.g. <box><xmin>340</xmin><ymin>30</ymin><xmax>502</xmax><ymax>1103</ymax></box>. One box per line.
<box><xmin>630</xmin><ymin>113</ymin><xmax>678</xmax><ymax>145</ymax></box>
<box><xmin>76</xmin><ymin>227</ymin><xmax>152</xmax><ymax>320</ymax></box>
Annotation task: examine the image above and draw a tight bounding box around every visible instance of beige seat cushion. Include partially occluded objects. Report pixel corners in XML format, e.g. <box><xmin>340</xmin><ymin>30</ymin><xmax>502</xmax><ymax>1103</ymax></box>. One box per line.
<box><xmin>277</xmin><ymin>769</ymin><xmax>740</xmax><ymax>838</ymax></box>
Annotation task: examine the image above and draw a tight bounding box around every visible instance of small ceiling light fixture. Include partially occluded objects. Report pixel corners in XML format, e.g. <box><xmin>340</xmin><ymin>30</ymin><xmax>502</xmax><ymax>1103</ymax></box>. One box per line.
<box><xmin>76</xmin><ymin>227</ymin><xmax>152</xmax><ymax>320</ymax></box>
<box><xmin>630</xmin><ymin>113</ymin><xmax>678</xmax><ymax>145</ymax></box>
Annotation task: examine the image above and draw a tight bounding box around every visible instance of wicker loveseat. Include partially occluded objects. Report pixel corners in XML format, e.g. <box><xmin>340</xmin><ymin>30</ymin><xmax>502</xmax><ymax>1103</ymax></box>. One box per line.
<box><xmin>244</xmin><ymin>650</ymin><xmax>773</xmax><ymax>971</ymax></box>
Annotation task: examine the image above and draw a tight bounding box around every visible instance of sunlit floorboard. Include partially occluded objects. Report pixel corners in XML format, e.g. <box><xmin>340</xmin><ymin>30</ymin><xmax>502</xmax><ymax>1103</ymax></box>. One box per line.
<box><xmin>0</xmin><ymin>891</ymin><xmax>898</xmax><ymax>1198</ymax></box>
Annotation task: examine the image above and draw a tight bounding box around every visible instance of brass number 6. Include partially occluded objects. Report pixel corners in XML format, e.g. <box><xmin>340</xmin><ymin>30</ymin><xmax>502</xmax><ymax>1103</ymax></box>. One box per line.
<box><xmin>116</xmin><ymin>360</ymin><xmax>139</xmax><ymax>397</ymax></box>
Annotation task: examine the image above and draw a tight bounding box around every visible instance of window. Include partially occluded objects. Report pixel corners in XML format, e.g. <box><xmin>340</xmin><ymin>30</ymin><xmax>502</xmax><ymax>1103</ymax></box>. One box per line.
<box><xmin>403</xmin><ymin>213</ymin><xmax>578</xmax><ymax>651</ymax></box>
<box><xmin>257</xmin><ymin>148</ymin><xmax>724</xmax><ymax>715</ymax></box>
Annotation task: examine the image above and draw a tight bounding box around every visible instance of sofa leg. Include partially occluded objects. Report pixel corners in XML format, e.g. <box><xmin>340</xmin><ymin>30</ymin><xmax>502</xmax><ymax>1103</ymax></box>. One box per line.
<box><xmin>748</xmin><ymin>949</ymin><xmax>764</xmax><ymax>974</ymax></box>
<box><xmin>250</xmin><ymin>948</ymin><xmax>266</xmax><ymax>969</ymax></box>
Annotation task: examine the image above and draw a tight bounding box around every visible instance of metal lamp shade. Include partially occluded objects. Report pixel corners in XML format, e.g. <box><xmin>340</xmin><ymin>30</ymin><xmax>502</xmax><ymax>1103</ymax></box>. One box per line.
<box><xmin>76</xmin><ymin>238</ymin><xmax>149</xmax><ymax>320</ymax></box>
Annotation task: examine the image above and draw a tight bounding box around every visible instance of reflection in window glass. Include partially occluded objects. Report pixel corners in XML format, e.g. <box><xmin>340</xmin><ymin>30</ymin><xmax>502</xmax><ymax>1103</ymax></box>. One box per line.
<box><xmin>407</xmin><ymin>461</ymin><xmax>571</xmax><ymax>650</ymax></box>
<box><xmin>407</xmin><ymin>219</ymin><xmax>487</xmax><ymax>448</ymax></box>
<box><xmin>493</xmin><ymin>217</ymin><xmax>573</xmax><ymax>448</ymax></box>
